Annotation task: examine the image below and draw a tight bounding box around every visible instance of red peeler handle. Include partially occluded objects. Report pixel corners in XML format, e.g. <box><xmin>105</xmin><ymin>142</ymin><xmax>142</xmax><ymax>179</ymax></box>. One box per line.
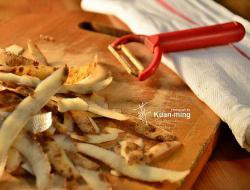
<box><xmin>110</xmin><ymin>22</ymin><xmax>245</xmax><ymax>81</ymax></box>
<box><xmin>146</xmin><ymin>22</ymin><xmax>245</xmax><ymax>52</ymax></box>
<box><xmin>138</xmin><ymin>21</ymin><xmax>245</xmax><ymax>81</ymax></box>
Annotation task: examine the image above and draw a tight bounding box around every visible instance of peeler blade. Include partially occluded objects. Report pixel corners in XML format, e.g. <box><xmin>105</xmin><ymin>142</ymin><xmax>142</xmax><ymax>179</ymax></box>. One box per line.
<box><xmin>108</xmin><ymin>45</ymin><xmax>145</xmax><ymax>77</ymax></box>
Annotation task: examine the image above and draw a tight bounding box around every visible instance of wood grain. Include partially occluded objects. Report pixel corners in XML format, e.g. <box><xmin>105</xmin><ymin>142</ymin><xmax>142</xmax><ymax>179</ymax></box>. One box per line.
<box><xmin>193</xmin><ymin>123</ymin><xmax>250</xmax><ymax>190</ymax></box>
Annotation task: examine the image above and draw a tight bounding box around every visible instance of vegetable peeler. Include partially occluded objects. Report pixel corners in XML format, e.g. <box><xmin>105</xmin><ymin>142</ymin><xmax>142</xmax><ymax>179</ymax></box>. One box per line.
<box><xmin>108</xmin><ymin>22</ymin><xmax>245</xmax><ymax>81</ymax></box>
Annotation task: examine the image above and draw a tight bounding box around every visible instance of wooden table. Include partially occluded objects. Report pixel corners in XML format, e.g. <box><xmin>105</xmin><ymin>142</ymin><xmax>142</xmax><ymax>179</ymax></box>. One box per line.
<box><xmin>0</xmin><ymin>0</ymin><xmax>249</xmax><ymax>189</ymax></box>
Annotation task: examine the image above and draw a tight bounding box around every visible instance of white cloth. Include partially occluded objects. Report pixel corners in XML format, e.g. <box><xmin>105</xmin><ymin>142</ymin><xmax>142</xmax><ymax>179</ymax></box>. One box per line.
<box><xmin>81</xmin><ymin>0</ymin><xmax>250</xmax><ymax>151</ymax></box>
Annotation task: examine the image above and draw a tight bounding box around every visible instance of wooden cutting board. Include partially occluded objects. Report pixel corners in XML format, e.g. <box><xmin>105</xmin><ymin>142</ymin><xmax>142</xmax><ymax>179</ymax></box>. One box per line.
<box><xmin>0</xmin><ymin>1</ymin><xmax>220</xmax><ymax>189</ymax></box>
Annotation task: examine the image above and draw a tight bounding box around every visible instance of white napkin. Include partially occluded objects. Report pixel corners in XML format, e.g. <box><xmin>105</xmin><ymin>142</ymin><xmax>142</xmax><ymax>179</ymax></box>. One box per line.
<box><xmin>81</xmin><ymin>0</ymin><xmax>250</xmax><ymax>151</ymax></box>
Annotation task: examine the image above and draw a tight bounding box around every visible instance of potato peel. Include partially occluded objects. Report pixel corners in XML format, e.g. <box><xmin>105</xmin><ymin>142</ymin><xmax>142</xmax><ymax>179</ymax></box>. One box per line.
<box><xmin>27</xmin><ymin>39</ymin><xmax>48</xmax><ymax>65</ymax></box>
<box><xmin>63</xmin><ymin>112</ymin><xmax>74</xmax><ymax>132</ymax></box>
<box><xmin>60</xmin><ymin>76</ymin><xmax>113</xmax><ymax>94</ymax></box>
<box><xmin>0</xmin><ymin>65</ymin><xmax>55</xmax><ymax>80</ymax></box>
<box><xmin>0</xmin><ymin>72</ymin><xmax>40</xmax><ymax>87</ymax></box>
<box><xmin>53</xmin><ymin>134</ymin><xmax>77</xmax><ymax>152</ymax></box>
<box><xmin>90</xmin><ymin>93</ymin><xmax>108</xmax><ymax>108</ymax></box>
<box><xmin>88</xmin><ymin>101</ymin><xmax>128</xmax><ymax>121</ymax></box>
<box><xmin>6</xmin><ymin>148</ymin><xmax>22</xmax><ymax>173</ymax></box>
<box><xmin>73</xmin><ymin>62</ymin><xmax>107</xmax><ymax>86</ymax></box>
<box><xmin>119</xmin><ymin>140</ymin><xmax>144</xmax><ymax>165</ymax></box>
<box><xmin>0</xmin><ymin>62</ymin><xmax>95</xmax><ymax>83</ymax></box>
<box><xmin>0</xmin><ymin>66</ymin><xmax>111</xmax><ymax>95</ymax></box>
<box><xmin>113</xmin><ymin>118</ymin><xmax>176</xmax><ymax>141</ymax></box>
<box><xmin>26</xmin><ymin>112</ymin><xmax>52</xmax><ymax>134</ymax></box>
<box><xmin>65</xmin><ymin>61</ymin><xmax>96</xmax><ymax>85</ymax></box>
<box><xmin>145</xmin><ymin>141</ymin><xmax>182</xmax><ymax>163</ymax></box>
<box><xmin>110</xmin><ymin>169</ymin><xmax>121</xmax><ymax>177</ymax></box>
<box><xmin>0</xmin><ymin>49</ymin><xmax>37</xmax><ymax>66</ymax></box>
<box><xmin>58</xmin><ymin>97</ymin><xmax>128</xmax><ymax>121</ymax></box>
<box><xmin>0</xmin><ymin>39</ymin><xmax>192</xmax><ymax>189</ymax></box>
<box><xmin>104</xmin><ymin>127</ymin><xmax>124</xmax><ymax>134</ymax></box>
<box><xmin>0</xmin><ymin>151</ymin><xmax>7</xmax><ymax>177</ymax></box>
<box><xmin>66</xmin><ymin>151</ymin><xmax>100</xmax><ymax>170</ymax></box>
<box><xmin>21</xmin><ymin>162</ymin><xmax>33</xmax><ymax>175</ymax></box>
<box><xmin>77</xmin><ymin>143</ymin><xmax>190</xmax><ymax>183</ymax></box>
<box><xmin>43</xmin><ymin>140</ymin><xmax>79</xmax><ymax>179</ymax></box>
<box><xmin>59</xmin><ymin>62</ymin><xmax>112</xmax><ymax>94</ymax></box>
<box><xmin>0</xmin><ymin>66</ymin><xmax>68</xmax><ymax>177</ymax></box>
<box><xmin>50</xmin><ymin>174</ymin><xmax>67</xmax><ymax>190</ymax></box>
<box><xmin>54</xmin><ymin>135</ymin><xmax>102</xmax><ymax>170</ymax></box>
<box><xmin>78</xmin><ymin>167</ymin><xmax>111</xmax><ymax>190</ymax></box>
<box><xmin>52</xmin><ymin>116</ymin><xmax>69</xmax><ymax>134</ymax></box>
<box><xmin>57</xmin><ymin>98</ymin><xmax>88</xmax><ymax>112</ymax></box>
<box><xmin>0</xmin><ymin>91</ymin><xmax>22</xmax><ymax>107</ymax></box>
<box><xmin>69</xmin><ymin>133</ymin><xmax>87</xmax><ymax>142</ymax></box>
<box><xmin>5</xmin><ymin>44</ymin><xmax>24</xmax><ymax>56</ymax></box>
<box><xmin>70</xmin><ymin>111</ymin><xmax>97</xmax><ymax>133</ymax></box>
<box><xmin>88</xmin><ymin>116</ymin><xmax>100</xmax><ymax>134</ymax></box>
<box><xmin>86</xmin><ymin>133</ymin><xmax>118</xmax><ymax>144</ymax></box>
<box><xmin>125</xmin><ymin>136</ymin><xmax>144</xmax><ymax>148</ymax></box>
<box><xmin>14</xmin><ymin>132</ymin><xmax>51</xmax><ymax>190</ymax></box>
